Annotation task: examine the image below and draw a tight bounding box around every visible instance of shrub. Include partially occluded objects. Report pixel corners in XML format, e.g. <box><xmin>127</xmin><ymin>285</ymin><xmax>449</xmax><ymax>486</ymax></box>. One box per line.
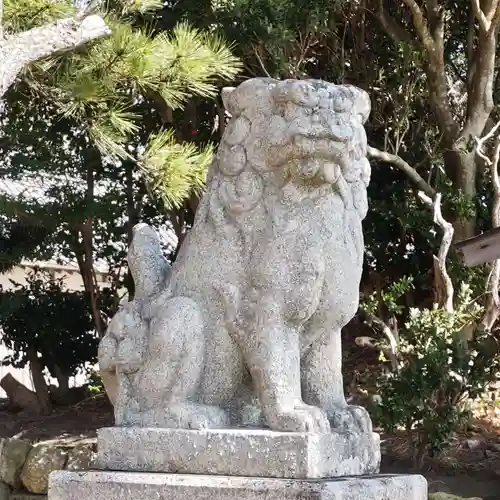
<box><xmin>0</xmin><ymin>268</ymin><xmax>98</xmax><ymax>412</ymax></box>
<box><xmin>372</xmin><ymin>284</ymin><xmax>500</xmax><ymax>467</ymax></box>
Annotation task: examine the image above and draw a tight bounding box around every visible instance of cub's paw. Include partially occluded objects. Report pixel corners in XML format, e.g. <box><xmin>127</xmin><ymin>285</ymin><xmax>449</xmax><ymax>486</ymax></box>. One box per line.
<box><xmin>329</xmin><ymin>405</ymin><xmax>373</xmax><ymax>434</ymax></box>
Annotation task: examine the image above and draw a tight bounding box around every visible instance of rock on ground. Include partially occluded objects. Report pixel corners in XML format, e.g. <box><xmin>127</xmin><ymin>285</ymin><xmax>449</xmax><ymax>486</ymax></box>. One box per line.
<box><xmin>0</xmin><ymin>439</ymin><xmax>32</xmax><ymax>489</ymax></box>
<box><xmin>429</xmin><ymin>493</ymin><xmax>483</xmax><ymax>500</ymax></box>
<box><xmin>20</xmin><ymin>445</ymin><xmax>67</xmax><ymax>494</ymax></box>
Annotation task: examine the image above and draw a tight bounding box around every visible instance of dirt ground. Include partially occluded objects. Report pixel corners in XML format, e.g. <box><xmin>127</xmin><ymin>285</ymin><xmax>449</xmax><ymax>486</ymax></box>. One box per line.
<box><xmin>0</xmin><ymin>394</ymin><xmax>113</xmax><ymax>441</ymax></box>
<box><xmin>2</xmin><ymin>395</ymin><xmax>500</xmax><ymax>499</ymax></box>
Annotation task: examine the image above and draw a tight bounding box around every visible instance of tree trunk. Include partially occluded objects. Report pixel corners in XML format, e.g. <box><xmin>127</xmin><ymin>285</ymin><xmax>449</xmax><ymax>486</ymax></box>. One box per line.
<box><xmin>27</xmin><ymin>349</ymin><xmax>52</xmax><ymax>415</ymax></box>
<box><xmin>53</xmin><ymin>364</ymin><xmax>70</xmax><ymax>396</ymax></box>
<box><xmin>74</xmin><ymin>148</ymin><xmax>106</xmax><ymax>337</ymax></box>
<box><xmin>125</xmin><ymin>161</ymin><xmax>139</xmax><ymax>300</ymax></box>
<box><xmin>444</xmin><ymin>148</ymin><xmax>477</xmax><ymax>240</ymax></box>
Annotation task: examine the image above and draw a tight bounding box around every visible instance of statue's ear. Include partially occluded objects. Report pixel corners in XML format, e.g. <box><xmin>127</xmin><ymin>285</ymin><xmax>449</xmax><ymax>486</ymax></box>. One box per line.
<box><xmin>128</xmin><ymin>223</ymin><xmax>170</xmax><ymax>298</ymax></box>
<box><xmin>348</xmin><ymin>86</ymin><xmax>371</xmax><ymax>125</ymax></box>
<box><xmin>221</xmin><ymin>87</ymin><xmax>237</xmax><ymax>116</ymax></box>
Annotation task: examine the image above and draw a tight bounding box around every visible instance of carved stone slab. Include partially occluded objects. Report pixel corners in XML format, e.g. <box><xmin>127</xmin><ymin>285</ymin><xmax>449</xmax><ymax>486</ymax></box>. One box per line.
<box><xmin>96</xmin><ymin>427</ymin><xmax>381</xmax><ymax>479</ymax></box>
<box><xmin>49</xmin><ymin>470</ymin><xmax>428</xmax><ymax>500</ymax></box>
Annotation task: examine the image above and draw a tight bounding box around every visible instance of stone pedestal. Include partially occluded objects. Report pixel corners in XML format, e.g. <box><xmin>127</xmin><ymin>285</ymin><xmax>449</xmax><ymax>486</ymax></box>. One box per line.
<box><xmin>96</xmin><ymin>427</ymin><xmax>381</xmax><ymax>478</ymax></box>
<box><xmin>49</xmin><ymin>470</ymin><xmax>428</xmax><ymax>500</ymax></box>
<box><xmin>48</xmin><ymin>428</ymin><xmax>428</xmax><ymax>500</ymax></box>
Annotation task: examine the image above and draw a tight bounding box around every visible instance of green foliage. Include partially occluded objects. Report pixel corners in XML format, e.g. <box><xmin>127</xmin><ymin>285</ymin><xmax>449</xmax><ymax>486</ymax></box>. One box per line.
<box><xmin>29</xmin><ymin>17</ymin><xmax>240</xmax><ymax>160</ymax></box>
<box><xmin>15</xmin><ymin>3</ymin><xmax>241</xmax><ymax>209</ymax></box>
<box><xmin>363</xmin><ymin>276</ymin><xmax>414</xmax><ymax>317</ymax></box>
<box><xmin>213</xmin><ymin>0</ymin><xmax>334</xmax><ymax>78</ymax></box>
<box><xmin>0</xmin><ymin>269</ymin><xmax>98</xmax><ymax>381</ymax></box>
<box><xmin>0</xmin><ymin>219</ymin><xmax>50</xmax><ymax>273</ymax></box>
<box><xmin>3</xmin><ymin>0</ymin><xmax>74</xmax><ymax>32</ymax></box>
<box><xmin>0</xmin><ymin>0</ymin><xmax>241</xmax><ymax>288</ymax></box>
<box><xmin>114</xmin><ymin>0</ymin><xmax>165</xmax><ymax>15</ymax></box>
<box><xmin>141</xmin><ymin>130</ymin><xmax>212</xmax><ymax>209</ymax></box>
<box><xmin>373</xmin><ymin>284</ymin><xmax>500</xmax><ymax>466</ymax></box>
<box><xmin>86</xmin><ymin>369</ymin><xmax>105</xmax><ymax>396</ymax></box>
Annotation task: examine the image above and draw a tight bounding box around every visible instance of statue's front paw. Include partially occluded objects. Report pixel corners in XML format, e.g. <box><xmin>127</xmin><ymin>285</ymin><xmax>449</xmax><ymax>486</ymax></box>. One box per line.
<box><xmin>329</xmin><ymin>405</ymin><xmax>373</xmax><ymax>434</ymax></box>
<box><xmin>265</xmin><ymin>403</ymin><xmax>330</xmax><ymax>433</ymax></box>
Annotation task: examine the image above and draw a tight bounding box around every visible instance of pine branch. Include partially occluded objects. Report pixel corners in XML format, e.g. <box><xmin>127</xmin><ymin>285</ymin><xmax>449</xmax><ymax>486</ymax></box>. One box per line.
<box><xmin>140</xmin><ymin>129</ymin><xmax>213</xmax><ymax>209</ymax></box>
<box><xmin>0</xmin><ymin>14</ymin><xmax>110</xmax><ymax>99</ymax></box>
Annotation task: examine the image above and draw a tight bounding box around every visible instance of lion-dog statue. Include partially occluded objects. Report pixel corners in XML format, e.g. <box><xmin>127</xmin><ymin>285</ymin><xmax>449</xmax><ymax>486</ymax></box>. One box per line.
<box><xmin>98</xmin><ymin>78</ymin><xmax>372</xmax><ymax>436</ymax></box>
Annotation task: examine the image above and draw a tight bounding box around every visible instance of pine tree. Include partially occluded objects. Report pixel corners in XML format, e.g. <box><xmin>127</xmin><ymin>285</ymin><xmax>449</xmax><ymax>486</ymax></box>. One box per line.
<box><xmin>0</xmin><ymin>0</ymin><xmax>241</xmax><ymax>335</ymax></box>
<box><xmin>5</xmin><ymin>0</ymin><xmax>241</xmax><ymax>208</ymax></box>
<box><xmin>0</xmin><ymin>0</ymin><xmax>109</xmax><ymax>99</ymax></box>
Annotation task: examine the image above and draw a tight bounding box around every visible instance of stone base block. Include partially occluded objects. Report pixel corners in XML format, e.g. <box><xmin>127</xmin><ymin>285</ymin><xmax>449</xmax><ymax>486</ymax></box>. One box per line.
<box><xmin>96</xmin><ymin>427</ymin><xmax>381</xmax><ymax>479</ymax></box>
<box><xmin>49</xmin><ymin>471</ymin><xmax>428</xmax><ymax>500</ymax></box>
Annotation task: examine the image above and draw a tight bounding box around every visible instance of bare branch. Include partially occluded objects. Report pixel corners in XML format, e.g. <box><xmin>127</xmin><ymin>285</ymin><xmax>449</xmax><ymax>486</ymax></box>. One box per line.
<box><xmin>418</xmin><ymin>191</ymin><xmax>455</xmax><ymax>312</ymax></box>
<box><xmin>425</xmin><ymin>0</ymin><xmax>445</xmax><ymax>49</ymax></box>
<box><xmin>0</xmin><ymin>15</ymin><xmax>110</xmax><ymax>99</ymax></box>
<box><xmin>487</xmin><ymin>0</ymin><xmax>500</xmax><ymax>24</ymax></box>
<box><xmin>475</xmin><ymin>119</ymin><xmax>500</xmax><ymax>171</ymax></box>
<box><xmin>380</xmin><ymin>1</ymin><xmax>457</xmax><ymax>143</ymax></box>
<box><xmin>358</xmin><ymin>313</ymin><xmax>400</xmax><ymax>371</ymax></box>
<box><xmin>471</xmin><ymin>0</ymin><xmax>500</xmax><ymax>32</ymax></box>
<box><xmin>475</xmin><ymin>121</ymin><xmax>500</xmax><ymax>328</ymax></box>
<box><xmin>252</xmin><ymin>46</ymin><xmax>272</xmax><ymax>78</ymax></box>
<box><xmin>367</xmin><ymin>145</ymin><xmax>436</xmax><ymax>198</ymax></box>
<box><xmin>461</xmin><ymin>2</ymin><xmax>498</xmax><ymax>140</ymax></box>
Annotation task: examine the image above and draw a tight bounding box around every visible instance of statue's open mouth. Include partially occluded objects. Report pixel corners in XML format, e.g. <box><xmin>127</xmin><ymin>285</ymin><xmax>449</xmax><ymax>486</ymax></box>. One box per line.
<box><xmin>269</xmin><ymin>135</ymin><xmax>348</xmax><ymax>172</ymax></box>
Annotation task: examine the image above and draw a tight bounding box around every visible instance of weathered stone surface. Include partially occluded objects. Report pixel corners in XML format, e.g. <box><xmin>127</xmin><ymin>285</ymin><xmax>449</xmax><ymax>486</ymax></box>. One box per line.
<box><xmin>0</xmin><ymin>439</ymin><xmax>32</xmax><ymax>488</ymax></box>
<box><xmin>65</xmin><ymin>445</ymin><xmax>95</xmax><ymax>471</ymax></box>
<box><xmin>98</xmin><ymin>78</ymin><xmax>374</xmax><ymax>440</ymax></box>
<box><xmin>0</xmin><ymin>482</ymin><xmax>10</xmax><ymax>500</ymax></box>
<box><xmin>21</xmin><ymin>446</ymin><xmax>67</xmax><ymax>494</ymax></box>
<box><xmin>49</xmin><ymin>471</ymin><xmax>427</xmax><ymax>500</ymax></box>
<box><xmin>97</xmin><ymin>427</ymin><xmax>380</xmax><ymax>479</ymax></box>
<box><xmin>0</xmin><ymin>375</ymin><xmax>41</xmax><ymax>413</ymax></box>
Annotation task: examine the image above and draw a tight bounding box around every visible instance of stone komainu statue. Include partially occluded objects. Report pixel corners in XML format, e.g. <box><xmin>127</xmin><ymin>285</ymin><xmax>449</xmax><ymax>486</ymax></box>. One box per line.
<box><xmin>98</xmin><ymin>78</ymin><xmax>372</xmax><ymax>435</ymax></box>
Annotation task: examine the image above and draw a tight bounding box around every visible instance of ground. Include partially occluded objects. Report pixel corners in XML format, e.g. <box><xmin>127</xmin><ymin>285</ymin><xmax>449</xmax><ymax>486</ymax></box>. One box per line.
<box><xmin>0</xmin><ymin>395</ymin><xmax>113</xmax><ymax>441</ymax></box>
<box><xmin>1</xmin><ymin>394</ymin><xmax>500</xmax><ymax>499</ymax></box>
